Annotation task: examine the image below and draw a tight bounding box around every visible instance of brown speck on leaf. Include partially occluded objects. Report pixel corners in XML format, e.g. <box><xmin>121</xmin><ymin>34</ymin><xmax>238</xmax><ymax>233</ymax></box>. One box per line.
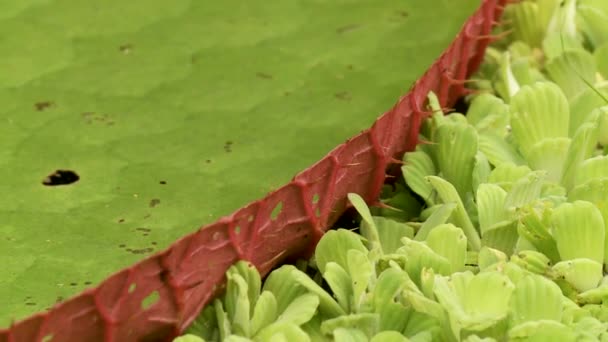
<box><xmin>334</xmin><ymin>91</ymin><xmax>352</xmax><ymax>101</ymax></box>
<box><xmin>336</xmin><ymin>24</ymin><xmax>362</xmax><ymax>34</ymax></box>
<box><xmin>35</xmin><ymin>101</ymin><xmax>53</xmax><ymax>111</ymax></box>
<box><xmin>151</xmin><ymin>241</ymin><xmax>157</xmax><ymax>245</ymax></box>
<box><xmin>118</xmin><ymin>218</ymin><xmax>125</xmax><ymax>223</ymax></box>
<box><xmin>397</xmin><ymin>10</ymin><xmax>409</xmax><ymax>17</ymax></box>
<box><xmin>159</xmin><ymin>180</ymin><xmax>167</xmax><ymax>185</ymax></box>
<box><xmin>149</xmin><ymin>198</ymin><xmax>160</xmax><ymax>208</ymax></box>
<box><xmin>205</xmin><ymin>159</ymin><xmax>212</xmax><ymax>163</ymax></box>
<box><xmin>119</xmin><ymin>44</ymin><xmax>133</xmax><ymax>54</ymax></box>
<box><xmin>84</xmin><ymin>281</ymin><xmax>92</xmax><ymax>285</ymax></box>
<box><xmin>256</xmin><ymin>72</ymin><xmax>273</xmax><ymax>80</ymax></box>
<box><xmin>129</xmin><ymin>247</ymin><xmax>154</xmax><ymax>254</ymax></box>
<box><xmin>25</xmin><ymin>302</ymin><xmax>36</xmax><ymax>306</ymax></box>
<box><xmin>224</xmin><ymin>141</ymin><xmax>233</xmax><ymax>153</ymax></box>
<box><xmin>118</xmin><ymin>244</ymin><xmax>126</xmax><ymax>248</ymax></box>
<box><xmin>69</xmin><ymin>282</ymin><xmax>77</xmax><ymax>286</ymax></box>
<box><xmin>136</xmin><ymin>227</ymin><xmax>152</xmax><ymax>233</ymax></box>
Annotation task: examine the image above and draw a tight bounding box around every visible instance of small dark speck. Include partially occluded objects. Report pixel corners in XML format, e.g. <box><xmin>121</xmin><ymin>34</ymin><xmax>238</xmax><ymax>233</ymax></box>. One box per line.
<box><xmin>25</xmin><ymin>302</ymin><xmax>37</xmax><ymax>306</ymax></box>
<box><xmin>35</xmin><ymin>101</ymin><xmax>53</xmax><ymax>111</ymax></box>
<box><xmin>151</xmin><ymin>241</ymin><xmax>157</xmax><ymax>245</ymax></box>
<box><xmin>69</xmin><ymin>282</ymin><xmax>77</xmax><ymax>286</ymax></box>
<box><xmin>136</xmin><ymin>227</ymin><xmax>152</xmax><ymax>233</ymax></box>
<box><xmin>205</xmin><ymin>159</ymin><xmax>212</xmax><ymax>163</ymax></box>
<box><xmin>159</xmin><ymin>180</ymin><xmax>167</xmax><ymax>185</ymax></box>
<box><xmin>143</xmin><ymin>233</ymin><xmax>149</xmax><ymax>237</ymax></box>
<box><xmin>119</xmin><ymin>44</ymin><xmax>133</xmax><ymax>54</ymax></box>
<box><xmin>143</xmin><ymin>213</ymin><xmax>151</xmax><ymax>219</ymax></box>
<box><xmin>334</xmin><ymin>91</ymin><xmax>352</xmax><ymax>101</ymax></box>
<box><xmin>119</xmin><ymin>244</ymin><xmax>126</xmax><ymax>248</ymax></box>
<box><xmin>84</xmin><ymin>281</ymin><xmax>92</xmax><ymax>285</ymax></box>
<box><xmin>224</xmin><ymin>141</ymin><xmax>233</xmax><ymax>153</ymax></box>
<box><xmin>149</xmin><ymin>198</ymin><xmax>160</xmax><ymax>208</ymax></box>
<box><xmin>397</xmin><ymin>10</ymin><xmax>409</xmax><ymax>17</ymax></box>
<box><xmin>256</xmin><ymin>72</ymin><xmax>273</xmax><ymax>80</ymax></box>
<box><xmin>336</xmin><ymin>24</ymin><xmax>362</xmax><ymax>34</ymax></box>
<box><xmin>118</xmin><ymin>218</ymin><xmax>125</xmax><ymax>223</ymax></box>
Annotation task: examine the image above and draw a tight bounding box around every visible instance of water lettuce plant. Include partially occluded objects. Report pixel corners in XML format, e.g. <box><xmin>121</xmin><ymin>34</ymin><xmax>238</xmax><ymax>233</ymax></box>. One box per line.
<box><xmin>174</xmin><ymin>0</ymin><xmax>608</xmax><ymax>340</ymax></box>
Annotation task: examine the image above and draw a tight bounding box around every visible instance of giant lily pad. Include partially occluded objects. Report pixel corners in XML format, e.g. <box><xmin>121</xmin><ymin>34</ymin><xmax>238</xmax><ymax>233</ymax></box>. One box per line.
<box><xmin>0</xmin><ymin>0</ymin><xmax>479</xmax><ymax>326</ymax></box>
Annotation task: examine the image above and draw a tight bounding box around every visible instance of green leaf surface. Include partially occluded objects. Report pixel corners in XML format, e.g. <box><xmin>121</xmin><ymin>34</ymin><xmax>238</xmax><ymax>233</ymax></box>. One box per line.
<box><xmin>0</xmin><ymin>0</ymin><xmax>481</xmax><ymax>325</ymax></box>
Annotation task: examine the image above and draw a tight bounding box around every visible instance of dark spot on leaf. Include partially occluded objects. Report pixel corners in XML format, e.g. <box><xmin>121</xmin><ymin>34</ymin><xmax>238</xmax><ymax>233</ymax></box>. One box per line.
<box><xmin>149</xmin><ymin>198</ymin><xmax>160</xmax><ymax>208</ymax></box>
<box><xmin>334</xmin><ymin>91</ymin><xmax>351</xmax><ymax>101</ymax></box>
<box><xmin>151</xmin><ymin>241</ymin><xmax>157</xmax><ymax>245</ymax></box>
<box><xmin>119</xmin><ymin>244</ymin><xmax>126</xmax><ymax>248</ymax></box>
<box><xmin>55</xmin><ymin>296</ymin><xmax>64</xmax><ymax>303</ymax></box>
<box><xmin>129</xmin><ymin>247</ymin><xmax>154</xmax><ymax>254</ymax></box>
<box><xmin>84</xmin><ymin>281</ymin><xmax>92</xmax><ymax>285</ymax></box>
<box><xmin>159</xmin><ymin>180</ymin><xmax>167</xmax><ymax>185</ymax></box>
<box><xmin>42</xmin><ymin>170</ymin><xmax>79</xmax><ymax>186</ymax></box>
<box><xmin>347</xmin><ymin>64</ymin><xmax>354</xmax><ymax>71</ymax></box>
<box><xmin>206</xmin><ymin>159</ymin><xmax>212</xmax><ymax>163</ymax></box>
<box><xmin>25</xmin><ymin>302</ymin><xmax>36</xmax><ymax>306</ymax></box>
<box><xmin>69</xmin><ymin>282</ymin><xmax>77</xmax><ymax>286</ymax></box>
<box><xmin>136</xmin><ymin>227</ymin><xmax>151</xmax><ymax>233</ymax></box>
<box><xmin>336</xmin><ymin>24</ymin><xmax>362</xmax><ymax>34</ymax></box>
<box><xmin>256</xmin><ymin>72</ymin><xmax>273</xmax><ymax>80</ymax></box>
<box><xmin>35</xmin><ymin>101</ymin><xmax>53</xmax><ymax>111</ymax></box>
<box><xmin>224</xmin><ymin>141</ymin><xmax>233</xmax><ymax>153</ymax></box>
<box><xmin>119</xmin><ymin>44</ymin><xmax>133</xmax><ymax>54</ymax></box>
<box><xmin>118</xmin><ymin>218</ymin><xmax>125</xmax><ymax>223</ymax></box>
<box><xmin>126</xmin><ymin>248</ymin><xmax>132</xmax><ymax>252</ymax></box>
<box><xmin>81</xmin><ymin>112</ymin><xmax>115</xmax><ymax>126</ymax></box>
<box><xmin>143</xmin><ymin>233</ymin><xmax>149</xmax><ymax>236</ymax></box>
<box><xmin>397</xmin><ymin>10</ymin><xmax>409</xmax><ymax>17</ymax></box>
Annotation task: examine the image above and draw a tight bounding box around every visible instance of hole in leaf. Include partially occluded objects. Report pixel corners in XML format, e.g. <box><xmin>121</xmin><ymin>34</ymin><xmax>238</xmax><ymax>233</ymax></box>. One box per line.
<box><xmin>128</xmin><ymin>283</ymin><xmax>137</xmax><ymax>293</ymax></box>
<box><xmin>42</xmin><ymin>170</ymin><xmax>79</xmax><ymax>186</ymax></box>
<box><xmin>270</xmin><ymin>202</ymin><xmax>283</xmax><ymax>220</ymax></box>
<box><xmin>141</xmin><ymin>291</ymin><xmax>160</xmax><ymax>310</ymax></box>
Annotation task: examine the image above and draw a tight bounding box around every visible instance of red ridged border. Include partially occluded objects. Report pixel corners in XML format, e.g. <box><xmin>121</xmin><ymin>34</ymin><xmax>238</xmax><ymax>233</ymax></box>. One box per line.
<box><xmin>1</xmin><ymin>1</ymin><xmax>508</xmax><ymax>341</ymax></box>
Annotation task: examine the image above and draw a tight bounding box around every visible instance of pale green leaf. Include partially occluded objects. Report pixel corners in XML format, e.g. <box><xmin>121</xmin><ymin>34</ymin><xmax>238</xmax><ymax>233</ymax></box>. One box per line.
<box><xmin>552</xmin><ymin>258</ymin><xmax>603</xmax><ymax>292</ymax></box>
<box><xmin>276</xmin><ymin>293</ymin><xmax>319</xmax><ymax>326</ymax></box>
<box><xmin>509</xmin><ymin>82</ymin><xmax>570</xmax><ymax>156</ymax></box>
<box><xmin>415</xmin><ymin>203</ymin><xmax>457</xmax><ymax>242</ymax></box>
<box><xmin>426</xmin><ymin>176</ymin><xmax>481</xmax><ymax>251</ymax></box>
<box><xmin>402</xmin><ymin>150</ymin><xmax>437</xmax><ymax>205</ymax></box>
<box><xmin>314</xmin><ymin>229</ymin><xmax>367</xmax><ymax>274</ymax></box>
<box><xmin>251</xmin><ymin>291</ymin><xmax>278</xmax><ymax>337</ymax></box>
<box><xmin>324</xmin><ymin>262</ymin><xmax>353</xmax><ymax>313</ymax></box>
<box><xmin>552</xmin><ymin>201</ymin><xmax>605</xmax><ymax>263</ymax></box>
<box><xmin>320</xmin><ymin>313</ymin><xmax>380</xmax><ymax>339</ymax></box>
<box><xmin>425</xmin><ymin>224</ymin><xmax>467</xmax><ymax>273</ymax></box>
<box><xmin>509</xmin><ymin>274</ymin><xmax>564</xmax><ymax>326</ymax></box>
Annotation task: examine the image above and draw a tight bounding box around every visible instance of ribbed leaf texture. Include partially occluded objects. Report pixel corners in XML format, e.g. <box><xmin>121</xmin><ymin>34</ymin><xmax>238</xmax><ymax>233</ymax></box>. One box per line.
<box><xmin>0</xmin><ymin>0</ymin><xmax>506</xmax><ymax>341</ymax></box>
